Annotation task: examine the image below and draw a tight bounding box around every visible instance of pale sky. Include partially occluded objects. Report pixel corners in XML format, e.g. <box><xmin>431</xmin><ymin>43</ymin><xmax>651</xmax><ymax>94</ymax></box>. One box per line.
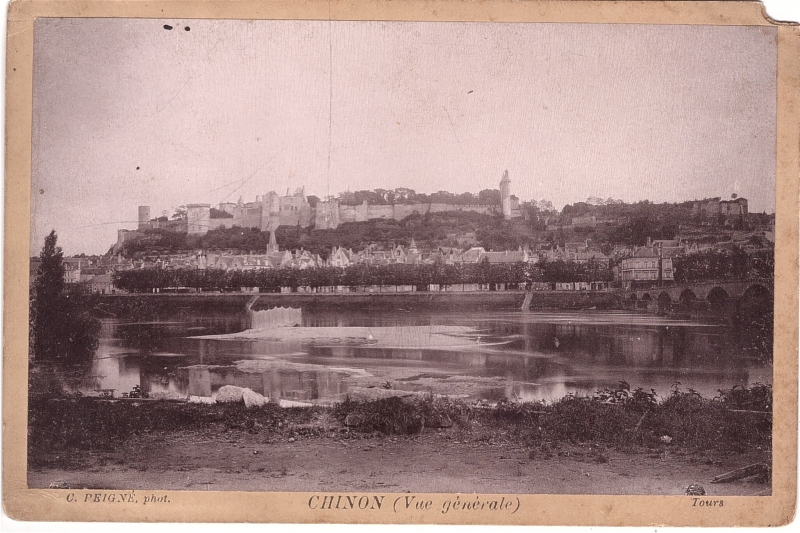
<box><xmin>31</xmin><ymin>19</ymin><xmax>777</xmax><ymax>255</ymax></box>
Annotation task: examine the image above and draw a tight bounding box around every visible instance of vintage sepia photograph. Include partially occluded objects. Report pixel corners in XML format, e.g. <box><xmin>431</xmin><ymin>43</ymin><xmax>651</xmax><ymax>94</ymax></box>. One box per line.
<box><xmin>9</xmin><ymin>1</ymin><xmax>797</xmax><ymax>525</ymax></box>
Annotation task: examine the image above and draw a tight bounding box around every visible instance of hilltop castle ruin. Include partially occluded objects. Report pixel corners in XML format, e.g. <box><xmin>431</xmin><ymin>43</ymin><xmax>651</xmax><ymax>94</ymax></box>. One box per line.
<box><xmin>118</xmin><ymin>172</ymin><xmax>521</xmax><ymax>247</ymax></box>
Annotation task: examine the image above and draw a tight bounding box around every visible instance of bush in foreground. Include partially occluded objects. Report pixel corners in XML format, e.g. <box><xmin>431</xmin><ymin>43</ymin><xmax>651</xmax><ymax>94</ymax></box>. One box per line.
<box><xmin>488</xmin><ymin>383</ymin><xmax>772</xmax><ymax>452</ymax></box>
<box><xmin>27</xmin><ymin>398</ymin><xmax>316</xmax><ymax>455</ymax></box>
<box><xmin>335</xmin><ymin>383</ymin><xmax>771</xmax><ymax>453</ymax></box>
<box><xmin>28</xmin><ymin>384</ymin><xmax>771</xmax><ymax>463</ymax></box>
<box><xmin>332</xmin><ymin>394</ymin><xmax>470</xmax><ymax>434</ymax></box>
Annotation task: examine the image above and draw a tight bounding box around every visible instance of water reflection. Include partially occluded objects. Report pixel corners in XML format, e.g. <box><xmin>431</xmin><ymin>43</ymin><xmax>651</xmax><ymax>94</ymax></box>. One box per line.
<box><xmin>72</xmin><ymin>309</ymin><xmax>771</xmax><ymax>403</ymax></box>
<box><xmin>173</xmin><ymin>365</ymin><xmax>350</xmax><ymax>401</ymax></box>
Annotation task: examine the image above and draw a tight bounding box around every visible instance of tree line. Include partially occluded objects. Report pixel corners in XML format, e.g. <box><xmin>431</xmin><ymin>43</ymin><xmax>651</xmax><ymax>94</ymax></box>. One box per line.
<box><xmin>672</xmin><ymin>248</ymin><xmax>774</xmax><ymax>284</ymax></box>
<box><xmin>112</xmin><ymin>258</ymin><xmax>617</xmax><ymax>292</ymax></box>
<box><xmin>111</xmin><ymin>246</ymin><xmax>772</xmax><ymax>292</ymax></box>
<box><xmin>113</xmin><ymin>261</ymin><xmax>526</xmax><ymax>292</ymax></box>
<box><xmin>335</xmin><ymin>187</ymin><xmax>505</xmax><ymax>206</ymax></box>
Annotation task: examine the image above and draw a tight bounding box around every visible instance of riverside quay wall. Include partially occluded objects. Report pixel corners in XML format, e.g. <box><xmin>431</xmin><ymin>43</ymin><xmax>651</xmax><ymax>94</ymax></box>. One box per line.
<box><xmin>95</xmin><ymin>291</ymin><xmax>624</xmax><ymax>318</ymax></box>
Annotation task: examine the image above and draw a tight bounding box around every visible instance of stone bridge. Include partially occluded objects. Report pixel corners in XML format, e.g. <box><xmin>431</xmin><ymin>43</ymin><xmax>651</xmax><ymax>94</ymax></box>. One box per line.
<box><xmin>623</xmin><ymin>279</ymin><xmax>773</xmax><ymax>316</ymax></box>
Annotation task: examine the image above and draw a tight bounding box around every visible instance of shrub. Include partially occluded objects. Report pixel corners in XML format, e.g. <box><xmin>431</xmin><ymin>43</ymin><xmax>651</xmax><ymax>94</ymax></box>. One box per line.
<box><xmin>333</xmin><ymin>394</ymin><xmax>470</xmax><ymax>434</ymax></box>
<box><xmin>715</xmin><ymin>383</ymin><xmax>772</xmax><ymax>412</ymax></box>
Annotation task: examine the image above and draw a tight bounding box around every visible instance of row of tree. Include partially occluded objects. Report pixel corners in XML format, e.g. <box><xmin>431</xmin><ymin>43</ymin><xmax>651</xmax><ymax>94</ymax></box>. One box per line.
<box><xmin>335</xmin><ymin>188</ymin><xmax>505</xmax><ymax>206</ymax></box>
<box><xmin>112</xmin><ymin>258</ymin><xmax>617</xmax><ymax>292</ymax></box>
<box><xmin>672</xmin><ymin>248</ymin><xmax>774</xmax><ymax>283</ymax></box>
<box><xmin>112</xmin><ymin>247</ymin><xmax>773</xmax><ymax>292</ymax></box>
<box><xmin>113</xmin><ymin>261</ymin><xmax>525</xmax><ymax>291</ymax></box>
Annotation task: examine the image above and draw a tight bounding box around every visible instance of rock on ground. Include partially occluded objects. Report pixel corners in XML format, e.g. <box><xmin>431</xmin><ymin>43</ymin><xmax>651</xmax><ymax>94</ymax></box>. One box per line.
<box><xmin>279</xmin><ymin>399</ymin><xmax>313</xmax><ymax>408</ymax></box>
<box><xmin>215</xmin><ymin>385</ymin><xmax>269</xmax><ymax>407</ymax></box>
<box><xmin>243</xmin><ymin>389</ymin><xmax>269</xmax><ymax>408</ymax></box>
<box><xmin>149</xmin><ymin>390</ymin><xmax>187</xmax><ymax>401</ymax></box>
<box><xmin>188</xmin><ymin>395</ymin><xmax>216</xmax><ymax>404</ymax></box>
<box><xmin>215</xmin><ymin>385</ymin><xmax>248</xmax><ymax>403</ymax></box>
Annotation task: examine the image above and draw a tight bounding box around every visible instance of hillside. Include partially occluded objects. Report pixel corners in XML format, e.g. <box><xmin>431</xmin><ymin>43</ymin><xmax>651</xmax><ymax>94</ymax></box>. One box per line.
<box><xmin>112</xmin><ymin>198</ymin><xmax>772</xmax><ymax>259</ymax></box>
<box><xmin>116</xmin><ymin>211</ymin><xmax>535</xmax><ymax>258</ymax></box>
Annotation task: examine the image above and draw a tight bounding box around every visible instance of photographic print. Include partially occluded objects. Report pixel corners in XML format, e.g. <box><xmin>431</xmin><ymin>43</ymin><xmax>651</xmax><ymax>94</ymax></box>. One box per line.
<box><xmin>5</xmin><ymin>0</ymin><xmax>798</xmax><ymax>526</ymax></box>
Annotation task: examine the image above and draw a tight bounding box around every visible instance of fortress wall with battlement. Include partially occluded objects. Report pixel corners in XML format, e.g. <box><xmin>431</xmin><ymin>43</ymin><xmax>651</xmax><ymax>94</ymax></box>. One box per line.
<box><xmin>280</xmin><ymin>204</ymin><xmax>313</xmax><ymax>227</ymax></box>
<box><xmin>337</xmin><ymin>202</ymin><xmax>372</xmax><ymax>224</ymax></box>
<box><xmin>314</xmin><ymin>201</ymin><xmax>340</xmax><ymax>230</ymax></box>
<box><xmin>208</xmin><ymin>218</ymin><xmax>233</xmax><ymax>232</ymax></box>
<box><xmin>335</xmin><ymin>202</ymin><xmax>499</xmax><ymax>225</ymax></box>
<box><xmin>209</xmin><ymin>203</ymin><xmax>312</xmax><ymax>231</ymax></box>
<box><xmin>208</xmin><ymin>201</ymin><xmax>503</xmax><ymax>231</ymax></box>
<box><xmin>240</xmin><ymin>207</ymin><xmax>265</xmax><ymax>229</ymax></box>
<box><xmin>135</xmin><ymin>174</ymin><xmax>516</xmax><ymax>235</ymax></box>
<box><xmin>426</xmin><ymin>204</ymin><xmax>498</xmax><ymax>215</ymax></box>
<box><xmin>207</xmin><ymin>206</ymin><xmax>263</xmax><ymax>231</ymax></box>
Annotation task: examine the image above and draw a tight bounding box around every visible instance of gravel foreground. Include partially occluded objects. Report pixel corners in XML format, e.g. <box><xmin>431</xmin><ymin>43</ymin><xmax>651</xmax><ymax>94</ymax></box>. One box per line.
<box><xmin>28</xmin><ymin>396</ymin><xmax>772</xmax><ymax>496</ymax></box>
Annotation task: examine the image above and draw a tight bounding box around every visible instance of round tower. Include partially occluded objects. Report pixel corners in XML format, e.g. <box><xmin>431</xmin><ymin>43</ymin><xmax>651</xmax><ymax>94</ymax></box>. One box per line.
<box><xmin>138</xmin><ymin>206</ymin><xmax>151</xmax><ymax>229</ymax></box>
<box><xmin>500</xmin><ymin>170</ymin><xmax>511</xmax><ymax>220</ymax></box>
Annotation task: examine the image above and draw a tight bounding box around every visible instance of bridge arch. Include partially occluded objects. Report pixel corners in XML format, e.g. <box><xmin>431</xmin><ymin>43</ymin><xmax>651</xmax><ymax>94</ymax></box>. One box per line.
<box><xmin>629</xmin><ymin>293</ymin><xmax>638</xmax><ymax>301</ymax></box>
<box><xmin>742</xmin><ymin>283</ymin><xmax>771</xmax><ymax>300</ymax></box>
<box><xmin>641</xmin><ymin>293</ymin><xmax>652</xmax><ymax>301</ymax></box>
<box><xmin>679</xmin><ymin>288</ymin><xmax>697</xmax><ymax>306</ymax></box>
<box><xmin>737</xmin><ymin>284</ymin><xmax>772</xmax><ymax>323</ymax></box>
<box><xmin>707</xmin><ymin>286</ymin><xmax>730</xmax><ymax>307</ymax></box>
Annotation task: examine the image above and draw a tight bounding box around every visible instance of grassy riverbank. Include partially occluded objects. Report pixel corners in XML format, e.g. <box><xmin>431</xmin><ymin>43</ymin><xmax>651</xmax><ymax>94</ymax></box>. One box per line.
<box><xmin>29</xmin><ymin>385</ymin><xmax>771</xmax><ymax>490</ymax></box>
<box><xmin>29</xmin><ymin>387</ymin><xmax>772</xmax><ymax>455</ymax></box>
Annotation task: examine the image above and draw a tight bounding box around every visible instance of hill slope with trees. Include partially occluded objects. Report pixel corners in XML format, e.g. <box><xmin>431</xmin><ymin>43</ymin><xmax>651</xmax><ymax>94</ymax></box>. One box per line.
<box><xmin>112</xmin><ymin>194</ymin><xmax>773</xmax><ymax>259</ymax></box>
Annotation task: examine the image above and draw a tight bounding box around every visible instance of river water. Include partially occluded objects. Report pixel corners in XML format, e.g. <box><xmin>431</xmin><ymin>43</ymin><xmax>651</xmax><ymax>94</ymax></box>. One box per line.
<box><xmin>75</xmin><ymin>308</ymin><xmax>771</xmax><ymax>404</ymax></box>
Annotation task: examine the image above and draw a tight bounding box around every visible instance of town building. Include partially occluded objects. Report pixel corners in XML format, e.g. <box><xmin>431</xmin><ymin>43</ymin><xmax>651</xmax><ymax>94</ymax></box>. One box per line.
<box><xmin>619</xmin><ymin>246</ymin><xmax>676</xmax><ymax>286</ymax></box>
<box><xmin>478</xmin><ymin>249</ymin><xmax>533</xmax><ymax>264</ymax></box>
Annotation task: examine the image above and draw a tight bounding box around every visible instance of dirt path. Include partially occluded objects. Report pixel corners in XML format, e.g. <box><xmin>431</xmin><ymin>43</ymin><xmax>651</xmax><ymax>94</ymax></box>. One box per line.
<box><xmin>28</xmin><ymin>430</ymin><xmax>770</xmax><ymax>496</ymax></box>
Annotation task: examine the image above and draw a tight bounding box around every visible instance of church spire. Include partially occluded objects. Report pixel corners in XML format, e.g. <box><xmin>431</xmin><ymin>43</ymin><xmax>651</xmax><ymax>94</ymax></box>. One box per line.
<box><xmin>267</xmin><ymin>228</ymin><xmax>278</xmax><ymax>253</ymax></box>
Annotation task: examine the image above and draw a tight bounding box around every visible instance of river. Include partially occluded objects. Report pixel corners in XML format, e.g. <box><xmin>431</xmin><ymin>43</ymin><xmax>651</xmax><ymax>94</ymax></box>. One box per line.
<box><xmin>74</xmin><ymin>308</ymin><xmax>771</xmax><ymax>404</ymax></box>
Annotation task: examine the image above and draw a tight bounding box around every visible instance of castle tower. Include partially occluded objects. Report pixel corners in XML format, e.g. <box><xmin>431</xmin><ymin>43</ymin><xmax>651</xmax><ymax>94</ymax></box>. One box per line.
<box><xmin>500</xmin><ymin>170</ymin><xmax>511</xmax><ymax>220</ymax></box>
<box><xmin>186</xmin><ymin>204</ymin><xmax>211</xmax><ymax>235</ymax></box>
<box><xmin>264</xmin><ymin>191</ymin><xmax>281</xmax><ymax>252</ymax></box>
<box><xmin>314</xmin><ymin>199</ymin><xmax>341</xmax><ymax>230</ymax></box>
<box><xmin>267</xmin><ymin>191</ymin><xmax>280</xmax><ymax>227</ymax></box>
<box><xmin>138</xmin><ymin>206</ymin><xmax>151</xmax><ymax>229</ymax></box>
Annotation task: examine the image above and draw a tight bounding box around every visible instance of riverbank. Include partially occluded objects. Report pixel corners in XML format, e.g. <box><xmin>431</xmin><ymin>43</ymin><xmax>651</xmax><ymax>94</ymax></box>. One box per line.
<box><xmin>96</xmin><ymin>291</ymin><xmax>525</xmax><ymax>316</ymax></box>
<box><xmin>28</xmin><ymin>388</ymin><xmax>772</xmax><ymax>495</ymax></box>
<box><xmin>96</xmin><ymin>291</ymin><xmax>625</xmax><ymax>318</ymax></box>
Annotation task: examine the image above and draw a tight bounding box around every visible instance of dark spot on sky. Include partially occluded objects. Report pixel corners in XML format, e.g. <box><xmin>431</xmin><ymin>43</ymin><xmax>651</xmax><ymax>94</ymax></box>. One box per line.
<box><xmin>185</xmin><ymin>26</ymin><xmax>191</xmax><ymax>32</ymax></box>
<box><xmin>163</xmin><ymin>25</ymin><xmax>173</xmax><ymax>30</ymax></box>
<box><xmin>39</xmin><ymin>189</ymin><xmax>44</xmax><ymax>195</ymax></box>
<box><xmin>136</xmin><ymin>166</ymin><xmax>140</xmax><ymax>170</ymax></box>
<box><xmin>468</xmin><ymin>90</ymin><xmax>473</xmax><ymax>94</ymax></box>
